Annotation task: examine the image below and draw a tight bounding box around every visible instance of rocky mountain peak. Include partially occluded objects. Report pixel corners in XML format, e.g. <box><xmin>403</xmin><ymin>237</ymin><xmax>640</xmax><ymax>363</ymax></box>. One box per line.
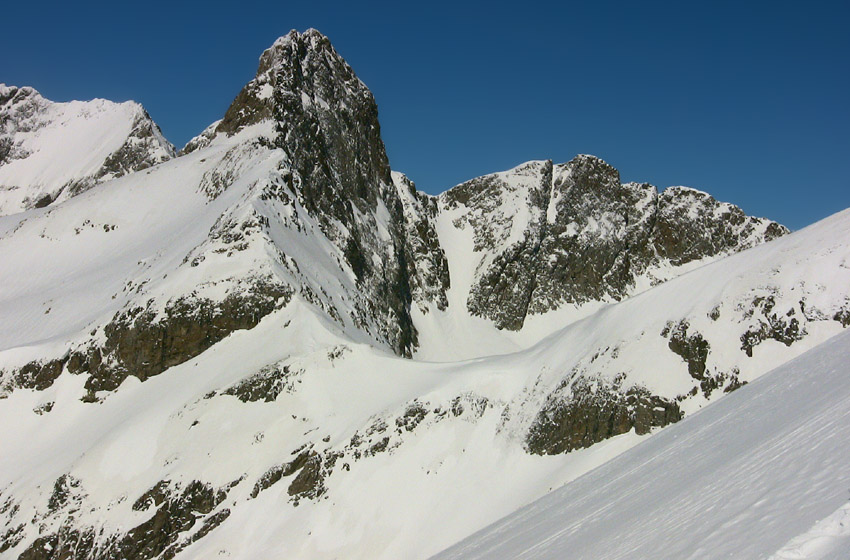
<box><xmin>444</xmin><ymin>154</ymin><xmax>789</xmax><ymax>330</ymax></box>
<box><xmin>184</xmin><ymin>30</ymin><xmax>446</xmax><ymax>357</ymax></box>
<box><xmin>214</xmin><ymin>29</ymin><xmax>384</xmax><ymax>174</ymax></box>
<box><xmin>182</xmin><ymin>31</ymin><xmax>349</xmax><ymax>152</ymax></box>
<box><xmin>199</xmin><ymin>29</ymin><xmax>391</xmax><ymax>210</ymax></box>
<box><xmin>0</xmin><ymin>85</ymin><xmax>51</xmax><ymax>146</ymax></box>
<box><xmin>555</xmin><ymin>154</ymin><xmax>620</xmax><ymax>196</ymax></box>
<box><xmin>256</xmin><ymin>28</ymin><xmax>337</xmax><ymax>76</ymax></box>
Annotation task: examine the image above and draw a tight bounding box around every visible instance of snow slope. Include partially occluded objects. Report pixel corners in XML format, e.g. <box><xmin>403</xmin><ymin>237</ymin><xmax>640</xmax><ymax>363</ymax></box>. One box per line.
<box><xmin>433</xmin><ymin>328</ymin><xmax>850</xmax><ymax>560</ymax></box>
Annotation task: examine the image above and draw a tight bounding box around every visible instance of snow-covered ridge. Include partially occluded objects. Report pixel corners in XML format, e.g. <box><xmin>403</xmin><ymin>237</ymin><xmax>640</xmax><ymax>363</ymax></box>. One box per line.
<box><xmin>0</xmin><ymin>84</ymin><xmax>175</xmax><ymax>216</ymax></box>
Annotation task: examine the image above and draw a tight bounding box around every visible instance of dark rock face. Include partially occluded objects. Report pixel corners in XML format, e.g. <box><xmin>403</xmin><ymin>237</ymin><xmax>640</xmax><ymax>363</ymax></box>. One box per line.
<box><xmin>0</xmin><ymin>86</ymin><xmax>49</xmax><ymax>137</ymax></box>
<box><xmin>208</xmin><ymin>29</ymin><xmax>448</xmax><ymax>355</ymax></box>
<box><xmin>0</xmin><ymin>523</ymin><xmax>24</xmax><ymax>554</ymax></box>
<box><xmin>251</xmin><ymin>449</ymin><xmax>328</xmax><ymax>501</ymax></box>
<box><xmin>95</xmin><ymin>109</ymin><xmax>174</xmax><ymax>181</ymax></box>
<box><xmin>396</xmin><ymin>401</ymin><xmax>429</xmax><ymax>432</ymax></box>
<box><xmin>112</xmin><ymin>480</ymin><xmax>229</xmax><ymax>560</ymax></box>
<box><xmin>527</xmin><ymin>375</ymin><xmax>683</xmax><ymax>455</ymax></box>
<box><xmin>216</xmin><ymin>28</ymin><xmax>392</xmax><ymax>227</ymax></box>
<box><xmin>8</xmin><ymin>357</ymin><xmax>67</xmax><ymax>392</ymax></box>
<box><xmin>0</xmin><ymin>86</ymin><xmax>46</xmax><ymax>172</ymax></box>
<box><xmin>654</xmin><ymin>187</ymin><xmax>787</xmax><ymax>266</ymax></box>
<box><xmin>18</xmin><ymin>480</ymin><xmax>233</xmax><ymax>560</ymax></box>
<box><xmin>394</xmin><ymin>173</ymin><xmax>451</xmax><ymax>311</ymax></box>
<box><xmin>179</xmin><ymin>120</ymin><xmax>219</xmax><ymax>155</ymax></box>
<box><xmin>662</xmin><ymin>319</ymin><xmax>745</xmax><ymax>398</ymax></box>
<box><xmin>446</xmin><ymin>155</ymin><xmax>789</xmax><ymax>330</ymax></box>
<box><xmin>835</xmin><ymin>305</ymin><xmax>850</xmax><ymax>327</ymax></box>
<box><xmin>531</xmin><ymin>159</ymin><xmax>660</xmax><ymax>314</ymax></box>
<box><xmin>663</xmin><ymin>320</ymin><xmax>710</xmax><ymax>378</ymax></box>
<box><xmin>739</xmin><ymin>294</ymin><xmax>806</xmax><ymax>357</ymax></box>
<box><xmin>75</xmin><ymin>281</ymin><xmax>292</xmax><ymax>400</ymax></box>
<box><xmin>4</xmin><ymin>279</ymin><xmax>292</xmax><ymax>399</ymax></box>
<box><xmin>222</xmin><ymin>362</ymin><xmax>300</xmax><ymax>402</ymax></box>
<box><xmin>446</xmin><ymin>160</ymin><xmax>552</xmax><ymax>330</ymax></box>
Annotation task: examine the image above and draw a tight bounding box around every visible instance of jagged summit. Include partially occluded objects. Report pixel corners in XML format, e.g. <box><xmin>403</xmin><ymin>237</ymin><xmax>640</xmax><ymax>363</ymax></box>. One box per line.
<box><xmin>258</xmin><ymin>28</ymin><xmax>339</xmax><ymax>74</ymax></box>
<box><xmin>187</xmin><ymin>28</ymin><xmax>380</xmax><ymax>160</ymax></box>
<box><xmin>0</xmin><ymin>84</ymin><xmax>38</xmax><ymax>104</ymax></box>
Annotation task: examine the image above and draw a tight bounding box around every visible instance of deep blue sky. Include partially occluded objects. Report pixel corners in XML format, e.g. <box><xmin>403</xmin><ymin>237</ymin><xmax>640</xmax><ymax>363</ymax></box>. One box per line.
<box><xmin>2</xmin><ymin>1</ymin><xmax>847</xmax><ymax>229</ymax></box>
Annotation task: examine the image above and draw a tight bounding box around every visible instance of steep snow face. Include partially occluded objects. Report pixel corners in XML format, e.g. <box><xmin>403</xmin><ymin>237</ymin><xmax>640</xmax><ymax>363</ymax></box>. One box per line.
<box><xmin>0</xmin><ymin>85</ymin><xmax>175</xmax><ymax>216</ymax></box>
<box><xmin>433</xmin><ymin>328</ymin><xmax>850</xmax><ymax>560</ymax></box>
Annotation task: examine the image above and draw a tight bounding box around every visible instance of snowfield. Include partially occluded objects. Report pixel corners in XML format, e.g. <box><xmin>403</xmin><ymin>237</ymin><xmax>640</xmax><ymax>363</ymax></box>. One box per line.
<box><xmin>433</xmin><ymin>328</ymin><xmax>850</xmax><ymax>560</ymax></box>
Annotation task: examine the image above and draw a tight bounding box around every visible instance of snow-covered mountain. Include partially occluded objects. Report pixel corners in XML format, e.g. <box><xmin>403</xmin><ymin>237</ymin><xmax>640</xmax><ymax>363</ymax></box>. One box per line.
<box><xmin>0</xmin><ymin>84</ymin><xmax>175</xmax><ymax>216</ymax></box>
<box><xmin>414</xmin><ymin>156</ymin><xmax>787</xmax><ymax>360</ymax></box>
<box><xmin>0</xmin><ymin>28</ymin><xmax>847</xmax><ymax>560</ymax></box>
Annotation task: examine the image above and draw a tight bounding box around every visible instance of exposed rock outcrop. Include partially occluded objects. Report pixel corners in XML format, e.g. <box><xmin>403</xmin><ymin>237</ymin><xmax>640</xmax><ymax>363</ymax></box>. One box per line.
<box><xmin>18</xmin><ymin>479</ymin><xmax>233</xmax><ymax>560</ymax></box>
<box><xmin>527</xmin><ymin>375</ymin><xmax>683</xmax><ymax>455</ymax></box>
<box><xmin>3</xmin><ymin>278</ymin><xmax>292</xmax><ymax>400</ymax></box>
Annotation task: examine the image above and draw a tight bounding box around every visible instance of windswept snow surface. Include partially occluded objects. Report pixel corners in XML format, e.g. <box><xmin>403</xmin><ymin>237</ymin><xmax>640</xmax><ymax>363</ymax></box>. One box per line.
<box><xmin>771</xmin><ymin>502</ymin><xmax>850</xmax><ymax>560</ymax></box>
<box><xmin>433</xmin><ymin>328</ymin><xmax>850</xmax><ymax>560</ymax></box>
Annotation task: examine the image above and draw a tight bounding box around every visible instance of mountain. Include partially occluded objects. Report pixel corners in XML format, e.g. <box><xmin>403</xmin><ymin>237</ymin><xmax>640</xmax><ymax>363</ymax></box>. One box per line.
<box><xmin>433</xmin><ymin>327</ymin><xmax>850</xmax><ymax>560</ymax></box>
<box><xmin>432</xmin><ymin>155</ymin><xmax>787</xmax><ymax>334</ymax></box>
<box><xmin>0</xmin><ymin>29</ymin><xmax>846</xmax><ymax>560</ymax></box>
<box><xmin>0</xmin><ymin>85</ymin><xmax>175</xmax><ymax>216</ymax></box>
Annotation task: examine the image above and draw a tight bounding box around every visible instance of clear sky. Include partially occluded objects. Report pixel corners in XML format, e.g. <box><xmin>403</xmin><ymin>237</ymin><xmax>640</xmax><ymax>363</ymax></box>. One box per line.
<box><xmin>2</xmin><ymin>0</ymin><xmax>847</xmax><ymax>229</ymax></box>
